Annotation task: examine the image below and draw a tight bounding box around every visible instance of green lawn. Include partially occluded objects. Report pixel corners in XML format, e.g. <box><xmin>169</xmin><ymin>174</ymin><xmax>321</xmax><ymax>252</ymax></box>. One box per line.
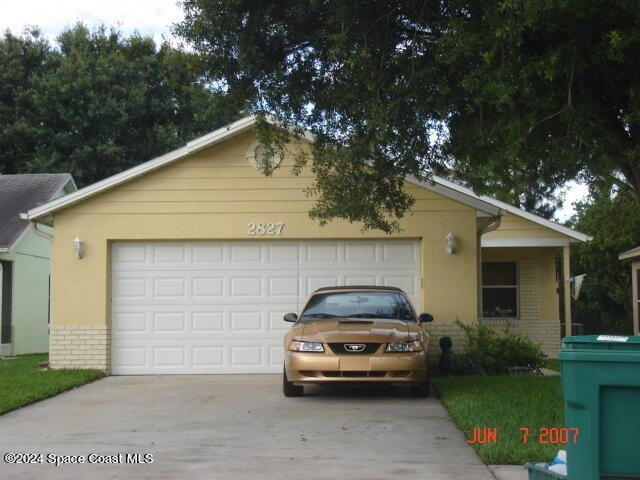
<box><xmin>0</xmin><ymin>354</ymin><xmax>104</xmax><ymax>415</ymax></box>
<box><xmin>544</xmin><ymin>359</ymin><xmax>561</xmax><ymax>372</ymax></box>
<box><xmin>432</xmin><ymin>375</ymin><xmax>564</xmax><ymax>464</ymax></box>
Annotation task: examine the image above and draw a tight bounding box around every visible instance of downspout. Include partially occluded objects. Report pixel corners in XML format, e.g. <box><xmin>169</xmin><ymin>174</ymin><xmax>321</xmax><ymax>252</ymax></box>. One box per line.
<box><xmin>30</xmin><ymin>221</ymin><xmax>53</xmax><ymax>241</ymax></box>
<box><xmin>479</xmin><ymin>215</ymin><xmax>502</xmax><ymax>236</ymax></box>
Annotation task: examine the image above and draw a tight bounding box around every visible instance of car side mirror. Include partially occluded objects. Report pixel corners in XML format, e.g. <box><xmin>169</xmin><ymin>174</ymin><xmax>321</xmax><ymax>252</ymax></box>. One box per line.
<box><xmin>419</xmin><ymin>313</ymin><xmax>434</xmax><ymax>323</ymax></box>
<box><xmin>283</xmin><ymin>313</ymin><xmax>298</xmax><ymax>323</ymax></box>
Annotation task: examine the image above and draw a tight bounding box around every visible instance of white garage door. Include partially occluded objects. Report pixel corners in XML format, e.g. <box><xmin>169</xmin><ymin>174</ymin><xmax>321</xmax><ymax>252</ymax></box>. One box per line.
<box><xmin>111</xmin><ymin>240</ymin><xmax>420</xmax><ymax>375</ymax></box>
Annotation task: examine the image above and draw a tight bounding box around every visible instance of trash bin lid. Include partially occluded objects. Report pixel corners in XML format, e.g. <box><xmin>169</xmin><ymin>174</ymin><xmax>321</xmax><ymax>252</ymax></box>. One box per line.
<box><xmin>561</xmin><ymin>335</ymin><xmax>640</xmax><ymax>357</ymax></box>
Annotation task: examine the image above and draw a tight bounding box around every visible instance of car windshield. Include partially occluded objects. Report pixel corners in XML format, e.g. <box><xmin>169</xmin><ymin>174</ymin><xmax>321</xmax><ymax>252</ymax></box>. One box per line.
<box><xmin>300</xmin><ymin>292</ymin><xmax>415</xmax><ymax>322</ymax></box>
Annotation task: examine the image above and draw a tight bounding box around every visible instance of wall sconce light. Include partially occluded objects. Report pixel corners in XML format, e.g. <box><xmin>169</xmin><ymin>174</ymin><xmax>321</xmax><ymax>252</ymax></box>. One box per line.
<box><xmin>445</xmin><ymin>232</ymin><xmax>456</xmax><ymax>254</ymax></box>
<box><xmin>73</xmin><ymin>236</ymin><xmax>84</xmax><ymax>259</ymax></box>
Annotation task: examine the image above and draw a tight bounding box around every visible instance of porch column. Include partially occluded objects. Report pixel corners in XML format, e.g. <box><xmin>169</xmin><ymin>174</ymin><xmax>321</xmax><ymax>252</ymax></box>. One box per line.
<box><xmin>633</xmin><ymin>262</ymin><xmax>639</xmax><ymax>335</ymax></box>
<box><xmin>477</xmin><ymin>232</ymin><xmax>483</xmax><ymax>319</ymax></box>
<box><xmin>563</xmin><ymin>245</ymin><xmax>572</xmax><ymax>337</ymax></box>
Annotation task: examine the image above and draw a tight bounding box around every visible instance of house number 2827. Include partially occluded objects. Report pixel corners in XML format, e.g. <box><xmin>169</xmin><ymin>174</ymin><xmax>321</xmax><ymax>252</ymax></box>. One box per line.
<box><xmin>247</xmin><ymin>222</ymin><xmax>285</xmax><ymax>235</ymax></box>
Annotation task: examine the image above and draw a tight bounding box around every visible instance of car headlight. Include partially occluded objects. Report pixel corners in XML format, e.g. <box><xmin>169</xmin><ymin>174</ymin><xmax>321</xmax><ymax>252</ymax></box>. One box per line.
<box><xmin>386</xmin><ymin>340</ymin><xmax>423</xmax><ymax>352</ymax></box>
<box><xmin>289</xmin><ymin>340</ymin><xmax>324</xmax><ymax>353</ymax></box>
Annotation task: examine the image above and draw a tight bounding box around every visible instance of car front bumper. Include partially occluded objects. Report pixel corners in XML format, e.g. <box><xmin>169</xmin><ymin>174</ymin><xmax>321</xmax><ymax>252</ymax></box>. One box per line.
<box><xmin>285</xmin><ymin>351</ymin><xmax>427</xmax><ymax>384</ymax></box>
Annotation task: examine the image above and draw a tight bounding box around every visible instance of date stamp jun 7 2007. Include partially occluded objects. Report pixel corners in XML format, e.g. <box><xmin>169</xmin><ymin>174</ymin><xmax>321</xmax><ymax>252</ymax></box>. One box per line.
<box><xmin>467</xmin><ymin>427</ymin><xmax>579</xmax><ymax>444</ymax></box>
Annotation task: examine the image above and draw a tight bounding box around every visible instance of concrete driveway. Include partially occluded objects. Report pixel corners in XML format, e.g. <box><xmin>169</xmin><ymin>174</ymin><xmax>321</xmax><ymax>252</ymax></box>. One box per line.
<box><xmin>0</xmin><ymin>376</ymin><xmax>495</xmax><ymax>480</ymax></box>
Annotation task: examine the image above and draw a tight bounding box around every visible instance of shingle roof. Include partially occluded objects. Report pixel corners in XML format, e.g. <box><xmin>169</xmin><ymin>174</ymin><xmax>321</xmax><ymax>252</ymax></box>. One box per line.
<box><xmin>0</xmin><ymin>174</ymin><xmax>73</xmax><ymax>250</ymax></box>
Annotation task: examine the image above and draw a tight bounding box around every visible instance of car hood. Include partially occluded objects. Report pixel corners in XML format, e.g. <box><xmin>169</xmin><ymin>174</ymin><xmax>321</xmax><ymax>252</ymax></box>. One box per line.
<box><xmin>297</xmin><ymin>319</ymin><xmax>421</xmax><ymax>344</ymax></box>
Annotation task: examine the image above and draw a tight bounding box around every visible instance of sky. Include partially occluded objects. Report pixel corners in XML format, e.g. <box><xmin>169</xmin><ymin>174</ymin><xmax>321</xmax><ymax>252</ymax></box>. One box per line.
<box><xmin>0</xmin><ymin>0</ymin><xmax>184</xmax><ymax>45</ymax></box>
<box><xmin>0</xmin><ymin>0</ymin><xmax>589</xmax><ymax>221</ymax></box>
<box><xmin>555</xmin><ymin>181</ymin><xmax>589</xmax><ymax>222</ymax></box>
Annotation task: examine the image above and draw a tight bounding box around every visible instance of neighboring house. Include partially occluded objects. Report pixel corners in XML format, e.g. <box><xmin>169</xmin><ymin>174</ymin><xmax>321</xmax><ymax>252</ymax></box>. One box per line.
<box><xmin>0</xmin><ymin>174</ymin><xmax>77</xmax><ymax>356</ymax></box>
<box><xmin>618</xmin><ymin>247</ymin><xmax>640</xmax><ymax>335</ymax></box>
<box><xmin>24</xmin><ymin>116</ymin><xmax>589</xmax><ymax>374</ymax></box>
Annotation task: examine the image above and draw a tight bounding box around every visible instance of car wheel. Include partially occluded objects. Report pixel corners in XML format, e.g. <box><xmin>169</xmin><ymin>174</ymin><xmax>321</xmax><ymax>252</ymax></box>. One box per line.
<box><xmin>283</xmin><ymin>368</ymin><xmax>303</xmax><ymax>397</ymax></box>
<box><xmin>410</xmin><ymin>379</ymin><xmax>430</xmax><ymax>397</ymax></box>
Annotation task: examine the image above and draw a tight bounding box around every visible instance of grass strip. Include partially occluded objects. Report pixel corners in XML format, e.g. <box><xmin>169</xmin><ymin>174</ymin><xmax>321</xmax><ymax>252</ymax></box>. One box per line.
<box><xmin>432</xmin><ymin>375</ymin><xmax>564</xmax><ymax>464</ymax></box>
<box><xmin>0</xmin><ymin>354</ymin><xmax>104</xmax><ymax>415</ymax></box>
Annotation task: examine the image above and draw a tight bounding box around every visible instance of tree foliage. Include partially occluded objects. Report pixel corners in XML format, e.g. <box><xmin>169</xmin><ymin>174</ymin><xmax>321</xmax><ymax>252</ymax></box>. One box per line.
<box><xmin>570</xmin><ymin>192</ymin><xmax>640</xmax><ymax>334</ymax></box>
<box><xmin>178</xmin><ymin>0</ymin><xmax>444</xmax><ymax>231</ymax></box>
<box><xmin>178</xmin><ymin>0</ymin><xmax>640</xmax><ymax>229</ymax></box>
<box><xmin>0</xmin><ymin>25</ymin><xmax>239</xmax><ymax>186</ymax></box>
<box><xmin>441</xmin><ymin>0</ymin><xmax>640</xmax><ymax>215</ymax></box>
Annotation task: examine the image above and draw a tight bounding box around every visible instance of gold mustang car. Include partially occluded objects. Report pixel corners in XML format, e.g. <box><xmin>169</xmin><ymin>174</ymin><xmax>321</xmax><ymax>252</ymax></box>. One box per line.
<box><xmin>282</xmin><ymin>286</ymin><xmax>433</xmax><ymax>397</ymax></box>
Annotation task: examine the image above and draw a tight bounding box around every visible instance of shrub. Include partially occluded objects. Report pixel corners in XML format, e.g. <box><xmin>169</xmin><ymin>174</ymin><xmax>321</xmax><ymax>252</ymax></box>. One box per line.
<box><xmin>454</xmin><ymin>321</ymin><xmax>545</xmax><ymax>375</ymax></box>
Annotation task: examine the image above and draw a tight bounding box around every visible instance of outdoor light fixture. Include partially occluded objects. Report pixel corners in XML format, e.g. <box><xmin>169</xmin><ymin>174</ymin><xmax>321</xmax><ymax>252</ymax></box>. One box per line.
<box><xmin>73</xmin><ymin>236</ymin><xmax>84</xmax><ymax>259</ymax></box>
<box><xmin>445</xmin><ymin>232</ymin><xmax>456</xmax><ymax>254</ymax></box>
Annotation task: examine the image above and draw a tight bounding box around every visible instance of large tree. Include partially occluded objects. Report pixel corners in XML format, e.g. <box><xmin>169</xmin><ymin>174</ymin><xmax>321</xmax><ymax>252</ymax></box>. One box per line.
<box><xmin>178</xmin><ymin>0</ymin><xmax>640</xmax><ymax>230</ymax></box>
<box><xmin>0</xmin><ymin>25</ymin><xmax>240</xmax><ymax>186</ymax></box>
<box><xmin>440</xmin><ymin>0</ymin><xmax>640</xmax><ymax>212</ymax></box>
<box><xmin>570</xmin><ymin>191</ymin><xmax>639</xmax><ymax>334</ymax></box>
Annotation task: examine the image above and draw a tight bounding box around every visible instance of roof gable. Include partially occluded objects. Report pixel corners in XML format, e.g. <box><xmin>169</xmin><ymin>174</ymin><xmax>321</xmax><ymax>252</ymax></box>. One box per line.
<box><xmin>24</xmin><ymin>116</ymin><xmax>501</xmax><ymax>220</ymax></box>
<box><xmin>431</xmin><ymin>176</ymin><xmax>591</xmax><ymax>243</ymax></box>
<box><xmin>0</xmin><ymin>174</ymin><xmax>76</xmax><ymax>251</ymax></box>
<box><xmin>619</xmin><ymin>246</ymin><xmax>640</xmax><ymax>261</ymax></box>
<box><xmin>23</xmin><ymin>115</ymin><xmax>588</xmax><ymax>243</ymax></box>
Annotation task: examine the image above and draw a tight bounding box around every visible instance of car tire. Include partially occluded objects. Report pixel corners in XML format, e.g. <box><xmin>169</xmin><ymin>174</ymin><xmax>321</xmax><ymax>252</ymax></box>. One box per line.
<box><xmin>410</xmin><ymin>379</ymin><xmax>430</xmax><ymax>397</ymax></box>
<box><xmin>283</xmin><ymin>368</ymin><xmax>304</xmax><ymax>397</ymax></box>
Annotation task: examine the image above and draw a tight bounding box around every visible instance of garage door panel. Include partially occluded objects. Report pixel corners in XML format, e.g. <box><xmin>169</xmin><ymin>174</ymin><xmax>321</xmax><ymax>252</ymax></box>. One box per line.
<box><xmin>230</xmin><ymin>277</ymin><xmax>262</xmax><ymax>296</ymax></box>
<box><xmin>230</xmin><ymin>345</ymin><xmax>263</xmax><ymax>366</ymax></box>
<box><xmin>304</xmin><ymin>275</ymin><xmax>342</xmax><ymax>294</ymax></box>
<box><xmin>153</xmin><ymin>312</ymin><xmax>187</xmax><ymax>333</ymax></box>
<box><xmin>267</xmin><ymin>242</ymin><xmax>299</xmax><ymax>262</ymax></box>
<box><xmin>153</xmin><ymin>243</ymin><xmax>186</xmax><ymax>263</ymax></box>
<box><xmin>192</xmin><ymin>243</ymin><xmax>223</xmax><ymax>262</ymax></box>
<box><xmin>383</xmin><ymin>276</ymin><xmax>419</xmax><ymax>297</ymax></box>
<box><xmin>230</xmin><ymin>243</ymin><xmax>262</xmax><ymax>262</ymax></box>
<box><xmin>154</xmin><ymin>346</ymin><xmax>185</xmax><ymax>367</ymax></box>
<box><xmin>383</xmin><ymin>241</ymin><xmax>420</xmax><ymax>262</ymax></box>
<box><xmin>192</xmin><ymin>312</ymin><xmax>224</xmax><ymax>332</ymax></box>
<box><xmin>113</xmin><ymin>243</ymin><xmax>147</xmax><ymax>264</ymax></box>
<box><xmin>268</xmin><ymin>345</ymin><xmax>285</xmax><ymax>366</ymax></box>
<box><xmin>343</xmin><ymin>275</ymin><xmax>378</xmax><ymax>285</ymax></box>
<box><xmin>192</xmin><ymin>277</ymin><xmax>224</xmax><ymax>297</ymax></box>
<box><xmin>111</xmin><ymin>240</ymin><xmax>420</xmax><ymax>374</ymax></box>
<box><xmin>304</xmin><ymin>242</ymin><xmax>339</xmax><ymax>262</ymax></box>
<box><xmin>113</xmin><ymin>347</ymin><xmax>147</xmax><ymax>368</ymax></box>
<box><xmin>268</xmin><ymin>311</ymin><xmax>294</xmax><ymax>331</ymax></box>
<box><xmin>229</xmin><ymin>311</ymin><xmax>263</xmax><ymax>332</ymax></box>
<box><xmin>344</xmin><ymin>241</ymin><xmax>376</xmax><ymax>261</ymax></box>
<box><xmin>113</xmin><ymin>308</ymin><xmax>294</xmax><ymax>338</ymax></box>
<box><xmin>112</xmin><ymin>278</ymin><xmax>148</xmax><ymax>299</ymax></box>
<box><xmin>112</xmin><ymin>312</ymin><xmax>148</xmax><ymax>333</ymax></box>
<box><xmin>153</xmin><ymin>277</ymin><xmax>186</xmax><ymax>298</ymax></box>
<box><xmin>268</xmin><ymin>276</ymin><xmax>297</xmax><ymax>296</ymax></box>
<box><xmin>192</xmin><ymin>346</ymin><xmax>224</xmax><ymax>367</ymax></box>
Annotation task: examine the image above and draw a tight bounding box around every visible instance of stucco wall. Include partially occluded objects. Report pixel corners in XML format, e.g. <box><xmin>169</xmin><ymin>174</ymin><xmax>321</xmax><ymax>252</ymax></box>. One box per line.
<box><xmin>49</xmin><ymin>130</ymin><xmax>481</xmax><ymax>370</ymax></box>
<box><xmin>0</xmin><ymin>227</ymin><xmax>52</xmax><ymax>354</ymax></box>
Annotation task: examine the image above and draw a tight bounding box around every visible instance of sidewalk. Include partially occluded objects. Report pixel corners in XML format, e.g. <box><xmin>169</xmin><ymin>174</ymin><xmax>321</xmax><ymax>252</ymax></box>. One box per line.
<box><xmin>489</xmin><ymin>465</ymin><xmax>528</xmax><ymax>480</ymax></box>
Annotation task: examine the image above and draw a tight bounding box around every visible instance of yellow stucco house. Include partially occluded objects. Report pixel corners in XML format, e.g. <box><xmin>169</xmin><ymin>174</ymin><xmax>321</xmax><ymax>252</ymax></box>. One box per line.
<box><xmin>24</xmin><ymin>116</ymin><xmax>589</xmax><ymax>374</ymax></box>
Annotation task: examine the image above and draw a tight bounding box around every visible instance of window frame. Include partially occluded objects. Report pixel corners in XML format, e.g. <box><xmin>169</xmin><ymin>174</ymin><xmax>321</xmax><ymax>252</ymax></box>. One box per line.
<box><xmin>481</xmin><ymin>261</ymin><xmax>519</xmax><ymax>320</ymax></box>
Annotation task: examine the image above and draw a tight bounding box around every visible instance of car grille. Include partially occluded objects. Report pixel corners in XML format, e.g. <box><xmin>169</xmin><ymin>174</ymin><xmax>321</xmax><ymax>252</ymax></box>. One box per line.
<box><xmin>320</xmin><ymin>371</ymin><xmax>410</xmax><ymax>378</ymax></box>
<box><xmin>322</xmin><ymin>371</ymin><xmax>387</xmax><ymax>378</ymax></box>
<box><xmin>327</xmin><ymin>343</ymin><xmax>381</xmax><ymax>354</ymax></box>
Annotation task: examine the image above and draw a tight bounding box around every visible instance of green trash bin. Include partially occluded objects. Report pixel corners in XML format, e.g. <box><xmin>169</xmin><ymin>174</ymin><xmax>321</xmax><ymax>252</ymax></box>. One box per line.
<box><xmin>559</xmin><ymin>335</ymin><xmax>640</xmax><ymax>480</ymax></box>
